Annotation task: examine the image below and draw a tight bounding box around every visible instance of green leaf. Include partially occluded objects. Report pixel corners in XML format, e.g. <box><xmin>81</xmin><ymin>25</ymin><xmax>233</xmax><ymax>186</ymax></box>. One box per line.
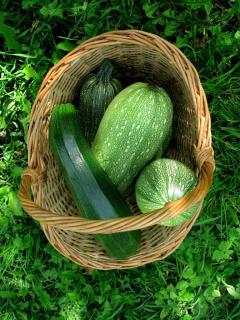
<box><xmin>20</xmin><ymin>116</ymin><xmax>29</xmax><ymax>143</ymax></box>
<box><xmin>0</xmin><ymin>116</ymin><xmax>7</xmax><ymax>129</ymax></box>
<box><xmin>219</xmin><ymin>241</ymin><xmax>232</xmax><ymax>251</ymax></box>
<box><xmin>142</xmin><ymin>3</ymin><xmax>158</xmax><ymax>18</ymax></box>
<box><xmin>213</xmin><ymin>241</ymin><xmax>234</xmax><ymax>261</ymax></box>
<box><xmin>235</xmin><ymin>30</ymin><xmax>240</xmax><ymax>40</ymax></box>
<box><xmin>84</xmin><ymin>23</ymin><xmax>100</xmax><ymax>37</ymax></box>
<box><xmin>228</xmin><ymin>287</ymin><xmax>240</xmax><ymax>299</ymax></box>
<box><xmin>212</xmin><ymin>289</ymin><xmax>221</xmax><ymax>298</ymax></box>
<box><xmin>70</xmin><ymin>2</ymin><xmax>88</xmax><ymax>15</ymax></box>
<box><xmin>111</xmin><ymin>294</ymin><xmax>122</xmax><ymax>306</ymax></box>
<box><xmin>169</xmin><ymin>290</ymin><xmax>177</xmax><ymax>299</ymax></box>
<box><xmin>224</xmin><ymin>34</ymin><xmax>233</xmax><ymax>46</ymax></box>
<box><xmin>186</xmin><ymin>0</ymin><xmax>211</xmax><ymax>10</ymax></box>
<box><xmin>8</xmin><ymin>191</ymin><xmax>23</xmax><ymax>216</ymax></box>
<box><xmin>160</xmin><ymin>306</ymin><xmax>170</xmax><ymax>319</ymax></box>
<box><xmin>16</xmin><ymin>311</ymin><xmax>28</xmax><ymax>320</ymax></box>
<box><xmin>210</xmin><ymin>25</ymin><xmax>221</xmax><ymax>36</ymax></box>
<box><xmin>223</xmin><ymin>127</ymin><xmax>240</xmax><ymax>139</ymax></box>
<box><xmin>21</xmin><ymin>64</ymin><xmax>39</xmax><ymax>80</ymax></box>
<box><xmin>167</xmin><ymin>284</ymin><xmax>175</xmax><ymax>292</ymax></box>
<box><xmin>176</xmin><ymin>280</ymin><xmax>189</xmax><ymax>291</ymax></box>
<box><xmin>0</xmin><ymin>186</ymin><xmax>11</xmax><ymax>197</ymax></box>
<box><xmin>0</xmin><ymin>12</ymin><xmax>21</xmax><ymax>52</ymax></box>
<box><xmin>212</xmin><ymin>250</ymin><xmax>225</xmax><ymax>261</ymax></box>
<box><xmin>143</xmin><ymin>21</ymin><xmax>157</xmax><ymax>33</ymax></box>
<box><xmin>162</xmin><ymin>9</ymin><xmax>175</xmax><ymax>18</ymax></box>
<box><xmin>229</xmin><ymin>207</ymin><xmax>240</xmax><ymax>225</ymax></box>
<box><xmin>223</xmin><ymin>282</ymin><xmax>240</xmax><ymax>299</ymax></box>
<box><xmin>56</xmin><ymin>41</ymin><xmax>76</xmax><ymax>52</ymax></box>
<box><xmin>182</xmin><ymin>268</ymin><xmax>195</xmax><ymax>279</ymax></box>
<box><xmin>10</xmin><ymin>166</ymin><xmax>24</xmax><ymax>177</ymax></box>
<box><xmin>178</xmin><ymin>291</ymin><xmax>194</xmax><ymax>302</ymax></box>
<box><xmin>176</xmin><ymin>36</ymin><xmax>187</xmax><ymax>48</ymax></box>
<box><xmin>51</xmin><ymin>50</ymin><xmax>64</xmax><ymax>64</ymax></box>
<box><xmin>22</xmin><ymin>99</ymin><xmax>31</xmax><ymax>114</ymax></box>
<box><xmin>164</xmin><ymin>21</ymin><xmax>177</xmax><ymax>37</ymax></box>
<box><xmin>223</xmin><ymin>267</ymin><xmax>235</xmax><ymax>277</ymax></box>
<box><xmin>190</xmin><ymin>276</ymin><xmax>204</xmax><ymax>288</ymax></box>
<box><xmin>0</xmin><ymin>291</ymin><xmax>16</xmax><ymax>298</ymax></box>
<box><xmin>22</xmin><ymin>0</ymin><xmax>41</xmax><ymax>10</ymax></box>
<box><xmin>39</xmin><ymin>290</ymin><xmax>52</xmax><ymax>306</ymax></box>
<box><xmin>204</xmin><ymin>2</ymin><xmax>212</xmax><ymax>16</ymax></box>
<box><xmin>22</xmin><ymin>234</ymin><xmax>33</xmax><ymax>249</ymax></box>
<box><xmin>66</xmin><ymin>292</ymin><xmax>79</xmax><ymax>302</ymax></box>
<box><xmin>35</xmin><ymin>285</ymin><xmax>52</xmax><ymax>308</ymax></box>
<box><xmin>40</xmin><ymin>0</ymin><xmax>63</xmax><ymax>18</ymax></box>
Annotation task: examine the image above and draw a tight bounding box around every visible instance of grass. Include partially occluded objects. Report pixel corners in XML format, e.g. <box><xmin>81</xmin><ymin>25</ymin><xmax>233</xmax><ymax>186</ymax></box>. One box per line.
<box><xmin>0</xmin><ymin>0</ymin><xmax>240</xmax><ymax>319</ymax></box>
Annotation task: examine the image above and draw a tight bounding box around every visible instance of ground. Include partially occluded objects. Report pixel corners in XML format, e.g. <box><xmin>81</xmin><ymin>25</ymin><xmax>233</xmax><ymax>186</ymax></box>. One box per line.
<box><xmin>0</xmin><ymin>1</ymin><xmax>240</xmax><ymax>319</ymax></box>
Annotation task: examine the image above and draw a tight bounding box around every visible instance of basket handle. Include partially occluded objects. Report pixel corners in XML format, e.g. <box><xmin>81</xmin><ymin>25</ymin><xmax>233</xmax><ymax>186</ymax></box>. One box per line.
<box><xmin>19</xmin><ymin>150</ymin><xmax>214</xmax><ymax>234</ymax></box>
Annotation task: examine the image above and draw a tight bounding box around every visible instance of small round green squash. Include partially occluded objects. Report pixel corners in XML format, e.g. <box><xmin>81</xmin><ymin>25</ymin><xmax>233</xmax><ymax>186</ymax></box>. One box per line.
<box><xmin>135</xmin><ymin>158</ymin><xmax>198</xmax><ymax>226</ymax></box>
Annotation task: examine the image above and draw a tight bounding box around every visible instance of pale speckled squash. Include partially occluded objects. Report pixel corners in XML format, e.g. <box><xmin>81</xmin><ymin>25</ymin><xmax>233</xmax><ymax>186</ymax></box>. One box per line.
<box><xmin>79</xmin><ymin>59</ymin><xmax>122</xmax><ymax>142</ymax></box>
<box><xmin>135</xmin><ymin>158</ymin><xmax>198</xmax><ymax>227</ymax></box>
<box><xmin>92</xmin><ymin>82</ymin><xmax>173</xmax><ymax>195</ymax></box>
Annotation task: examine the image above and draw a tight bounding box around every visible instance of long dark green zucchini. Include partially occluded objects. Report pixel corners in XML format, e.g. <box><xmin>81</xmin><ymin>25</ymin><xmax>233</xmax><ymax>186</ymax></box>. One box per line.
<box><xmin>49</xmin><ymin>103</ymin><xmax>141</xmax><ymax>259</ymax></box>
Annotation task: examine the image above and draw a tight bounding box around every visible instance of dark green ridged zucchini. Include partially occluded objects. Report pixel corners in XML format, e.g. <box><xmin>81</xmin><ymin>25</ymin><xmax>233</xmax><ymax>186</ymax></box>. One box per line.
<box><xmin>49</xmin><ymin>103</ymin><xmax>141</xmax><ymax>259</ymax></box>
<box><xmin>79</xmin><ymin>59</ymin><xmax>122</xmax><ymax>142</ymax></box>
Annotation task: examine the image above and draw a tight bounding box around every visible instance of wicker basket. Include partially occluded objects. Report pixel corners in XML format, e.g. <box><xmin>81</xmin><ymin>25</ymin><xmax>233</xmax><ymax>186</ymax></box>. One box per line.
<box><xmin>19</xmin><ymin>30</ymin><xmax>215</xmax><ymax>270</ymax></box>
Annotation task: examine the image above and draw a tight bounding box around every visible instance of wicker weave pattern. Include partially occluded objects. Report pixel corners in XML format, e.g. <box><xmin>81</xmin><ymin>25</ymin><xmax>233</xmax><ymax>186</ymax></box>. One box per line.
<box><xmin>19</xmin><ymin>30</ymin><xmax>215</xmax><ymax>269</ymax></box>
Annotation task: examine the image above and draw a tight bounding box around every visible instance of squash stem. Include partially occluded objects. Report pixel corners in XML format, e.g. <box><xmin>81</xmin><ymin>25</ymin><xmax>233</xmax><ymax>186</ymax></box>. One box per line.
<box><xmin>96</xmin><ymin>59</ymin><xmax>113</xmax><ymax>82</ymax></box>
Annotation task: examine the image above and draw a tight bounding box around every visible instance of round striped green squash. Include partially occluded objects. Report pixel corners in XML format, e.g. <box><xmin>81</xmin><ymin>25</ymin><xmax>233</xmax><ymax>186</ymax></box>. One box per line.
<box><xmin>92</xmin><ymin>82</ymin><xmax>173</xmax><ymax>195</ymax></box>
<box><xmin>135</xmin><ymin>158</ymin><xmax>198</xmax><ymax>226</ymax></box>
